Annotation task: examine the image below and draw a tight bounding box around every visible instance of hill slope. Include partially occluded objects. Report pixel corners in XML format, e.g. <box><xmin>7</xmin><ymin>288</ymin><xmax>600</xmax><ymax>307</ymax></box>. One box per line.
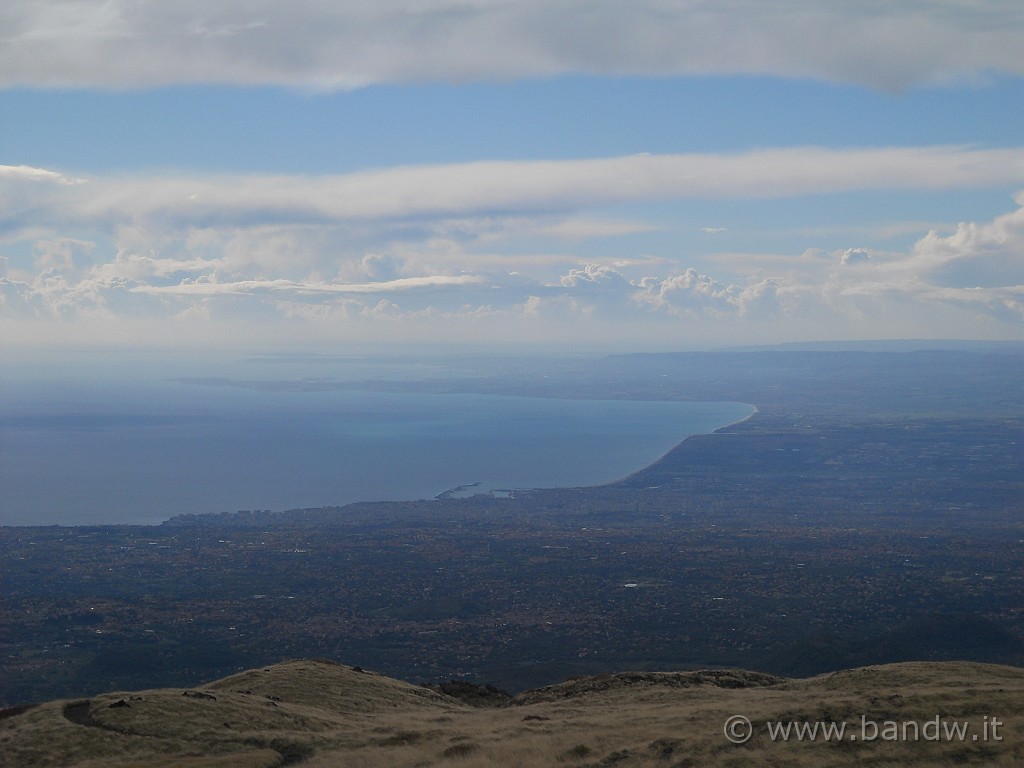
<box><xmin>2</xmin><ymin>659</ymin><xmax>1022</xmax><ymax>767</ymax></box>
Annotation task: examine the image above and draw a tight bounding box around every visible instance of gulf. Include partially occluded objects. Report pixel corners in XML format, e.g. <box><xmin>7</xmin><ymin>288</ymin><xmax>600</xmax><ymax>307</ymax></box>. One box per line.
<box><xmin>0</xmin><ymin>358</ymin><xmax>753</xmax><ymax>526</ymax></box>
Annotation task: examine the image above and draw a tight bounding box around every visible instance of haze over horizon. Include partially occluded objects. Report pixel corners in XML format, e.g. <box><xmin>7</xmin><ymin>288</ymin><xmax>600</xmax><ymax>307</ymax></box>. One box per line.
<box><xmin>3</xmin><ymin>1</ymin><xmax>1024</xmax><ymax>350</ymax></box>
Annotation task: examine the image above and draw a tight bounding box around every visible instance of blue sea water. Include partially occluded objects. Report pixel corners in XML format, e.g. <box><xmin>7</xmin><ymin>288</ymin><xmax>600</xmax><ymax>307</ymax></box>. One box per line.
<box><xmin>0</xmin><ymin>353</ymin><xmax>753</xmax><ymax>526</ymax></box>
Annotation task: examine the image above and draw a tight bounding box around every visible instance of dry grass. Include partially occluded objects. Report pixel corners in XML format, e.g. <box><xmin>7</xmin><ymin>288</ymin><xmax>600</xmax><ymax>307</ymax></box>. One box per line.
<box><xmin>2</xmin><ymin>659</ymin><xmax>1022</xmax><ymax>767</ymax></box>
<box><xmin>74</xmin><ymin>750</ymin><xmax>282</xmax><ymax>768</ymax></box>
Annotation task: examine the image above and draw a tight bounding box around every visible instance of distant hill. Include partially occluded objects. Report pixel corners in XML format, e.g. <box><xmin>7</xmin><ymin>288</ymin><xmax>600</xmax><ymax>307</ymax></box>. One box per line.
<box><xmin>3</xmin><ymin>658</ymin><xmax>1022</xmax><ymax>767</ymax></box>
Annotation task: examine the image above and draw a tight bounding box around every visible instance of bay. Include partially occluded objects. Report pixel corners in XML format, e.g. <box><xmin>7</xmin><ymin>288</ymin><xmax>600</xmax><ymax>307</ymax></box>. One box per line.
<box><xmin>0</xmin><ymin>356</ymin><xmax>753</xmax><ymax>526</ymax></box>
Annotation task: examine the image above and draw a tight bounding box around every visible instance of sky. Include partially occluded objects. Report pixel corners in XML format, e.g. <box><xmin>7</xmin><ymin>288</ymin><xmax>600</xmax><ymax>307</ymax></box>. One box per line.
<box><xmin>3</xmin><ymin>0</ymin><xmax>1024</xmax><ymax>350</ymax></box>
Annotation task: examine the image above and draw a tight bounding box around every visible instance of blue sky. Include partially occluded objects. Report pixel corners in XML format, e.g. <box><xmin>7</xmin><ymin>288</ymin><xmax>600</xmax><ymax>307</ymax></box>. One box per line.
<box><xmin>3</xmin><ymin>1</ymin><xmax>1024</xmax><ymax>349</ymax></box>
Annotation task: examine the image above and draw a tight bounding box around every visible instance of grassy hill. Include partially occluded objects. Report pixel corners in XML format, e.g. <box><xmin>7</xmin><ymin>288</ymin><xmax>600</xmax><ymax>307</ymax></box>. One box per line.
<box><xmin>2</xmin><ymin>658</ymin><xmax>1022</xmax><ymax>767</ymax></box>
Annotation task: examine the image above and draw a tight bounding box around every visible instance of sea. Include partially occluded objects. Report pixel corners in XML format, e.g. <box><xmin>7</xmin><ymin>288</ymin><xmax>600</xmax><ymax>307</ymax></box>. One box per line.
<box><xmin>0</xmin><ymin>351</ymin><xmax>753</xmax><ymax>526</ymax></box>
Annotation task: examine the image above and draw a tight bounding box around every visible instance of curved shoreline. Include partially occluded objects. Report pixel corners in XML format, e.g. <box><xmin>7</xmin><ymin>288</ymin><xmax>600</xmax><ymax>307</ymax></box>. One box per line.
<box><xmin>445</xmin><ymin>401</ymin><xmax>759</xmax><ymax>500</ymax></box>
<box><xmin>583</xmin><ymin>401</ymin><xmax>759</xmax><ymax>492</ymax></box>
<box><xmin>4</xmin><ymin>398</ymin><xmax>760</xmax><ymax>527</ymax></box>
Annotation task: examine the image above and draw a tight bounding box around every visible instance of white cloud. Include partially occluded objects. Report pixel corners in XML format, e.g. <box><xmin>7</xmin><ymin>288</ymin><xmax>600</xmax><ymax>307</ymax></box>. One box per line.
<box><xmin>6</xmin><ymin>147</ymin><xmax>1024</xmax><ymax>234</ymax></box>
<box><xmin>908</xmin><ymin>195</ymin><xmax>1024</xmax><ymax>289</ymax></box>
<box><xmin>0</xmin><ymin>165</ymin><xmax>84</xmax><ymax>184</ymax></box>
<box><xmin>129</xmin><ymin>274</ymin><xmax>486</xmax><ymax>297</ymax></box>
<box><xmin>3</xmin><ymin>1</ymin><xmax>1024</xmax><ymax>90</ymax></box>
<box><xmin>559</xmin><ymin>264</ymin><xmax>631</xmax><ymax>291</ymax></box>
<box><xmin>634</xmin><ymin>269</ymin><xmax>738</xmax><ymax>317</ymax></box>
<box><xmin>706</xmin><ymin>249</ymin><xmax>832</xmax><ymax>276</ymax></box>
<box><xmin>32</xmin><ymin>237</ymin><xmax>95</xmax><ymax>272</ymax></box>
<box><xmin>4</xmin><ymin>160</ymin><xmax>1024</xmax><ymax>344</ymax></box>
<box><xmin>533</xmin><ymin>217</ymin><xmax>660</xmax><ymax>239</ymax></box>
<box><xmin>841</xmin><ymin>248</ymin><xmax>872</xmax><ymax>265</ymax></box>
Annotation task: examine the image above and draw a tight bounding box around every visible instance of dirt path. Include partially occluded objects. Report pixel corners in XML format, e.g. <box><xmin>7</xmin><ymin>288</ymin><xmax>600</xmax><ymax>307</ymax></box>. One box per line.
<box><xmin>62</xmin><ymin>700</ymin><xmax>107</xmax><ymax>729</ymax></box>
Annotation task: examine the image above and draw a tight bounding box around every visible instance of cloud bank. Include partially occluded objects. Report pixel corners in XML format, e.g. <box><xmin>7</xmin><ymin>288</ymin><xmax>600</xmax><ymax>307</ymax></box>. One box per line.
<box><xmin>5</xmin><ymin>146</ymin><xmax>1024</xmax><ymax>232</ymax></box>
<box><xmin>2</xmin><ymin>150</ymin><xmax>1023</xmax><ymax>346</ymax></box>
<box><xmin>4</xmin><ymin>0</ymin><xmax>1024</xmax><ymax>90</ymax></box>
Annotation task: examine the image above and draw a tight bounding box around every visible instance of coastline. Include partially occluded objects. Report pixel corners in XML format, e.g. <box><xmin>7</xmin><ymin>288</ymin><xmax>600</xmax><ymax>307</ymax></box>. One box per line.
<box><xmin>439</xmin><ymin>400</ymin><xmax>759</xmax><ymax>500</ymax></box>
<box><xmin>593</xmin><ymin>401</ymin><xmax>759</xmax><ymax>491</ymax></box>
<box><xmin>2</xmin><ymin>396</ymin><xmax>757</xmax><ymax>527</ymax></box>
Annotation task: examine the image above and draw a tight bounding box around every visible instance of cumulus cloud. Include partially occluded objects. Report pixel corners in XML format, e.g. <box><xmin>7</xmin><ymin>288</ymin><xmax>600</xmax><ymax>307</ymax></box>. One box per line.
<box><xmin>542</xmin><ymin>191</ymin><xmax>1024</xmax><ymax>330</ymax></box>
<box><xmin>559</xmin><ymin>264</ymin><xmax>631</xmax><ymax>291</ymax></box>
<box><xmin>538</xmin><ymin>264</ymin><xmax>807</xmax><ymax>324</ymax></box>
<box><xmin>817</xmin><ymin>195</ymin><xmax>1024</xmax><ymax>299</ymax></box>
<box><xmin>908</xmin><ymin>195</ymin><xmax>1024</xmax><ymax>288</ymax></box>
<box><xmin>635</xmin><ymin>269</ymin><xmax>736</xmax><ymax>316</ymax></box>
<box><xmin>841</xmin><ymin>248</ymin><xmax>872</xmax><ymax>265</ymax></box>
<box><xmin>4</xmin><ymin>159</ymin><xmax>1024</xmax><ymax>342</ymax></box>
<box><xmin>3</xmin><ymin>1</ymin><xmax>1024</xmax><ymax>90</ymax></box>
